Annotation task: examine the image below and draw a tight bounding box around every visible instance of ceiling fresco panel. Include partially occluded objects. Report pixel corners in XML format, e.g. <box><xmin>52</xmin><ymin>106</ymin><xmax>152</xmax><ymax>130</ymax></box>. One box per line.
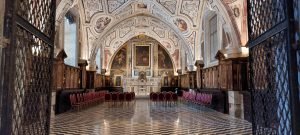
<box><xmin>180</xmin><ymin>0</ymin><xmax>201</xmax><ymax>26</ymax></box>
<box><xmin>107</xmin><ymin>0</ymin><xmax>129</xmax><ymax>13</ymax></box>
<box><xmin>156</xmin><ymin>0</ymin><xmax>177</xmax><ymax>14</ymax></box>
<box><xmin>83</xmin><ymin>0</ymin><xmax>104</xmax><ymax>22</ymax></box>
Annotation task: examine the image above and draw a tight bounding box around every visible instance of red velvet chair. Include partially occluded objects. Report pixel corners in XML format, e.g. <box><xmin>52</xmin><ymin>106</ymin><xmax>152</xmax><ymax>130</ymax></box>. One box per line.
<box><xmin>125</xmin><ymin>92</ymin><xmax>132</xmax><ymax>103</ymax></box>
<box><xmin>118</xmin><ymin>93</ymin><xmax>125</xmax><ymax>104</ymax></box>
<box><xmin>152</xmin><ymin>92</ymin><xmax>158</xmax><ymax>104</ymax></box>
<box><xmin>158</xmin><ymin>92</ymin><xmax>165</xmax><ymax>103</ymax></box>
<box><xmin>150</xmin><ymin>92</ymin><xmax>154</xmax><ymax>101</ymax></box>
<box><xmin>69</xmin><ymin>94</ymin><xmax>81</xmax><ymax>111</ymax></box>
<box><xmin>130</xmin><ymin>92</ymin><xmax>135</xmax><ymax>100</ymax></box>
<box><xmin>105</xmin><ymin>93</ymin><xmax>112</xmax><ymax>102</ymax></box>
<box><xmin>171</xmin><ymin>93</ymin><xmax>178</xmax><ymax>105</ymax></box>
<box><xmin>77</xmin><ymin>93</ymin><xmax>87</xmax><ymax>109</ymax></box>
<box><xmin>165</xmin><ymin>92</ymin><xmax>172</xmax><ymax>105</ymax></box>
<box><xmin>195</xmin><ymin>93</ymin><xmax>202</xmax><ymax>105</ymax></box>
<box><xmin>111</xmin><ymin>93</ymin><xmax>118</xmax><ymax>104</ymax></box>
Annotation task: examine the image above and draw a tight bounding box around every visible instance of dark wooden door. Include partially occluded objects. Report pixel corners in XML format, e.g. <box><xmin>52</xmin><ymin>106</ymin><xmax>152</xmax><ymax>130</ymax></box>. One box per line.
<box><xmin>0</xmin><ymin>0</ymin><xmax>56</xmax><ymax>134</ymax></box>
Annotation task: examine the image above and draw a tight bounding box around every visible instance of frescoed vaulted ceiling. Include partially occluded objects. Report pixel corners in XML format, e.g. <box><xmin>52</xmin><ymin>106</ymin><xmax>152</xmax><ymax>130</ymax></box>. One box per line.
<box><xmin>55</xmin><ymin>0</ymin><xmax>247</xmax><ymax>72</ymax></box>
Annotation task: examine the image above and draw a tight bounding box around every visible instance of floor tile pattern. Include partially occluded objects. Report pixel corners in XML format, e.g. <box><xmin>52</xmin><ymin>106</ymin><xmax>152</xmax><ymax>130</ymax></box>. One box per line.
<box><xmin>50</xmin><ymin>99</ymin><xmax>252</xmax><ymax>135</ymax></box>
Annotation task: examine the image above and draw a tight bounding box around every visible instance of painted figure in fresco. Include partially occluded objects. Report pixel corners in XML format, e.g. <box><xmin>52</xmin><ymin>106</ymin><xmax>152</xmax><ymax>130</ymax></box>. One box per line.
<box><xmin>117</xmin><ymin>51</ymin><xmax>125</xmax><ymax>65</ymax></box>
<box><xmin>158</xmin><ymin>46</ymin><xmax>173</xmax><ymax>69</ymax></box>
<box><xmin>174</xmin><ymin>18</ymin><xmax>187</xmax><ymax>32</ymax></box>
<box><xmin>95</xmin><ymin>17</ymin><xmax>111</xmax><ymax>33</ymax></box>
<box><xmin>158</xmin><ymin>49</ymin><xmax>166</xmax><ymax>68</ymax></box>
<box><xmin>112</xmin><ymin>48</ymin><xmax>126</xmax><ymax>69</ymax></box>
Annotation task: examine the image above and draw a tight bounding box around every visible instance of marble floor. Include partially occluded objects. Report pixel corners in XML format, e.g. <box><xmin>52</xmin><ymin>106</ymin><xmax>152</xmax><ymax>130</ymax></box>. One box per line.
<box><xmin>50</xmin><ymin>99</ymin><xmax>252</xmax><ymax>135</ymax></box>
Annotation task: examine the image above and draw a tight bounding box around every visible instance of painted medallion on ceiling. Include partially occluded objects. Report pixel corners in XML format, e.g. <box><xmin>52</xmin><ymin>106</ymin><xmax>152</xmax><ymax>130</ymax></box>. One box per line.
<box><xmin>174</xmin><ymin>18</ymin><xmax>188</xmax><ymax>32</ymax></box>
<box><xmin>94</xmin><ymin>17</ymin><xmax>111</xmax><ymax>33</ymax></box>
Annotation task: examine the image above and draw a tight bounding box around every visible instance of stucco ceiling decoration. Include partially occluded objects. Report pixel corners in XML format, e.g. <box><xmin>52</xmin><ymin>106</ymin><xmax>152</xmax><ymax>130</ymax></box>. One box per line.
<box><xmin>55</xmin><ymin>0</ymin><xmax>246</xmax><ymax>70</ymax></box>
<box><xmin>84</xmin><ymin>1</ymin><xmax>201</xmax><ymax>67</ymax></box>
<box><xmin>105</xmin><ymin>31</ymin><xmax>116</xmax><ymax>47</ymax></box>
<box><xmin>156</xmin><ymin>0</ymin><xmax>177</xmax><ymax>14</ymax></box>
<box><xmin>107</xmin><ymin>0</ymin><xmax>129</xmax><ymax>13</ymax></box>
<box><xmin>115</xmin><ymin>4</ymin><xmax>133</xmax><ymax>19</ymax></box>
<box><xmin>95</xmin><ymin>15</ymin><xmax>186</xmax><ymax>70</ymax></box>
<box><xmin>168</xmin><ymin>32</ymin><xmax>180</xmax><ymax>47</ymax></box>
<box><xmin>55</xmin><ymin>0</ymin><xmax>74</xmax><ymax>25</ymax></box>
<box><xmin>119</xmin><ymin>20</ymin><xmax>134</xmax><ymax>38</ymax></box>
<box><xmin>180</xmin><ymin>0</ymin><xmax>201</xmax><ymax>26</ymax></box>
<box><xmin>94</xmin><ymin>17</ymin><xmax>111</xmax><ymax>33</ymax></box>
<box><xmin>82</xmin><ymin>0</ymin><xmax>104</xmax><ymax>22</ymax></box>
<box><xmin>83</xmin><ymin>0</ymin><xmax>205</xmax><ymax>61</ymax></box>
<box><xmin>187</xmin><ymin>31</ymin><xmax>196</xmax><ymax>52</ymax></box>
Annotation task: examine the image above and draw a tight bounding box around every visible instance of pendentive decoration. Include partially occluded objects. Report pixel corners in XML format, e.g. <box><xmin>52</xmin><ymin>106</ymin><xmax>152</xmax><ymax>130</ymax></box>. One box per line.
<box><xmin>174</xmin><ymin>18</ymin><xmax>188</xmax><ymax>32</ymax></box>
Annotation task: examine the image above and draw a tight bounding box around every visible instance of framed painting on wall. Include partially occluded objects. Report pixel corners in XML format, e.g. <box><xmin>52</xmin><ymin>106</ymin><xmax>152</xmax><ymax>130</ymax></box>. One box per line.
<box><xmin>135</xmin><ymin>45</ymin><xmax>150</xmax><ymax>67</ymax></box>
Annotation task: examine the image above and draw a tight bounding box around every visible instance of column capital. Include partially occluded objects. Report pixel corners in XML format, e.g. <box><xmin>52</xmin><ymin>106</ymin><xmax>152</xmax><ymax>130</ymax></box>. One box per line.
<box><xmin>195</xmin><ymin>60</ymin><xmax>204</xmax><ymax>67</ymax></box>
<box><xmin>78</xmin><ymin>59</ymin><xmax>88</xmax><ymax>67</ymax></box>
<box><xmin>87</xmin><ymin>60</ymin><xmax>97</xmax><ymax>71</ymax></box>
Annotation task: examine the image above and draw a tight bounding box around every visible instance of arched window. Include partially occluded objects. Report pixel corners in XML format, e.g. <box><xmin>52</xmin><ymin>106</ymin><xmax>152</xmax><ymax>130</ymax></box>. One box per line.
<box><xmin>209</xmin><ymin>15</ymin><xmax>218</xmax><ymax>62</ymax></box>
<box><xmin>204</xmin><ymin>12</ymin><xmax>220</xmax><ymax>68</ymax></box>
<box><xmin>64</xmin><ymin>16</ymin><xmax>78</xmax><ymax>67</ymax></box>
<box><xmin>96</xmin><ymin>49</ymin><xmax>101</xmax><ymax>73</ymax></box>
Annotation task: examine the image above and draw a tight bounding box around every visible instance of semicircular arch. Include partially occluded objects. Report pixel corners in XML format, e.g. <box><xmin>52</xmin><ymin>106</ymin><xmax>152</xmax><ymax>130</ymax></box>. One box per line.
<box><xmin>107</xmin><ymin>35</ymin><xmax>177</xmax><ymax>76</ymax></box>
<box><xmin>90</xmin><ymin>15</ymin><xmax>193</xmax><ymax>71</ymax></box>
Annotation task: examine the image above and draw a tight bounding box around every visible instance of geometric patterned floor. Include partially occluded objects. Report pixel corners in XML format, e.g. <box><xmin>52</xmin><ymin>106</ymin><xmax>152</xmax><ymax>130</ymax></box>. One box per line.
<box><xmin>50</xmin><ymin>99</ymin><xmax>252</xmax><ymax>135</ymax></box>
